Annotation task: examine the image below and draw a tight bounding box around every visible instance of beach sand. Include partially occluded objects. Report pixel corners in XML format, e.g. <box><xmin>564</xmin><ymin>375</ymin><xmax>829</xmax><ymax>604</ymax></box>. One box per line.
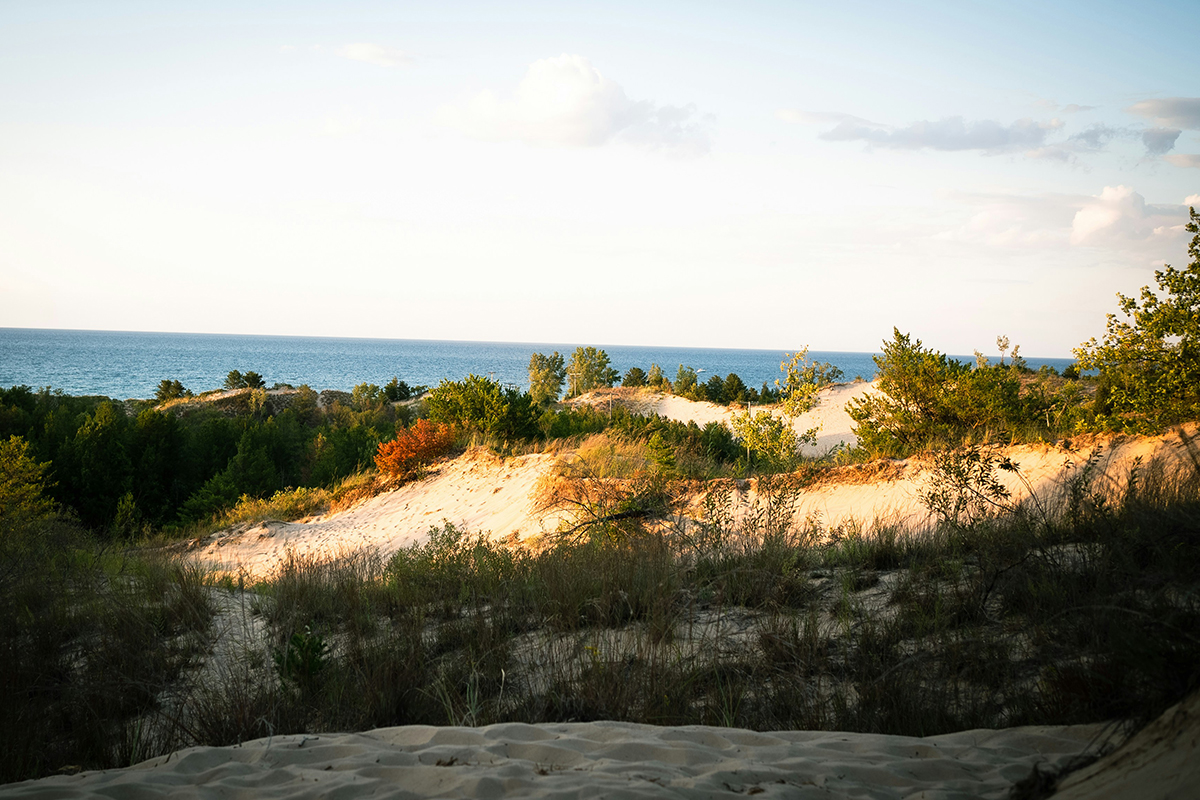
<box><xmin>0</xmin><ymin>718</ymin><xmax>1109</xmax><ymax>799</ymax></box>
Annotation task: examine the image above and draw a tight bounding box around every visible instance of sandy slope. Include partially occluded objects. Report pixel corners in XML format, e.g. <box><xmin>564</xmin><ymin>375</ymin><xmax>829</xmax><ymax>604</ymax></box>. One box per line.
<box><xmin>189</xmin><ymin>384</ymin><xmax>1196</xmax><ymax>581</ymax></box>
<box><xmin>190</xmin><ymin>449</ymin><xmax>568</xmax><ymax>578</ymax></box>
<box><xmin>568</xmin><ymin>382</ymin><xmax>879</xmax><ymax>457</ymax></box>
<box><xmin>0</xmin><ymin>719</ymin><xmax>1106</xmax><ymax>799</ymax></box>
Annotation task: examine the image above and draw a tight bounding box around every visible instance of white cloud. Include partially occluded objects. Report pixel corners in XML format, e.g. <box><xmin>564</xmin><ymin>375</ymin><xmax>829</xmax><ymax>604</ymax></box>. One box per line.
<box><xmin>1070</xmin><ymin>186</ymin><xmax>1187</xmax><ymax>247</ymax></box>
<box><xmin>939</xmin><ymin>187</ymin><xmax>1189</xmax><ymax>252</ymax></box>
<box><xmin>336</xmin><ymin>43</ymin><xmax>413</xmax><ymax>68</ymax></box>
<box><xmin>440</xmin><ymin>55</ymin><xmax>709</xmax><ymax>154</ymax></box>
<box><xmin>1126</xmin><ymin>97</ymin><xmax>1200</xmax><ymax>130</ymax></box>
<box><xmin>1186</xmin><ymin>194</ymin><xmax>1200</xmax><ymax>206</ymax></box>
<box><xmin>1166</xmin><ymin>154</ymin><xmax>1200</xmax><ymax>169</ymax></box>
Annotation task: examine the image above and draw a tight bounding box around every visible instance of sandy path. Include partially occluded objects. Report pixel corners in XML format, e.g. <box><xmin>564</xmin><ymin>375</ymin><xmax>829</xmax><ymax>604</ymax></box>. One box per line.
<box><xmin>0</xmin><ymin>718</ymin><xmax>1105</xmax><ymax>799</ymax></box>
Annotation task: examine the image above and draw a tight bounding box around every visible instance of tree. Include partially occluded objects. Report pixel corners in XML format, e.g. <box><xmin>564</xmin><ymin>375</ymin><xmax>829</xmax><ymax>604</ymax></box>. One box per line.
<box><xmin>674</xmin><ymin>365</ymin><xmax>698</xmax><ymax>395</ymax></box>
<box><xmin>647</xmin><ymin>363</ymin><xmax>670</xmax><ymax>391</ymax></box>
<box><xmin>528</xmin><ymin>351</ymin><xmax>566</xmax><ymax>405</ymax></box>
<box><xmin>730</xmin><ymin>410</ymin><xmax>815</xmax><ymax>471</ymax></box>
<box><xmin>154</xmin><ymin>379</ymin><xmax>190</xmax><ymax>403</ymax></box>
<box><xmin>224</xmin><ymin>370</ymin><xmax>264</xmax><ymax>390</ymax></box>
<box><xmin>383</xmin><ymin>377</ymin><xmax>413</xmax><ymax>402</ymax></box>
<box><xmin>622</xmin><ymin>367</ymin><xmax>647</xmax><ymax>388</ymax></box>
<box><xmin>704</xmin><ymin>374</ymin><xmax>726</xmax><ymax>403</ymax></box>
<box><xmin>776</xmin><ymin>347</ymin><xmax>844</xmax><ymax>417</ymax></box>
<box><xmin>1074</xmin><ymin>207</ymin><xmax>1200</xmax><ymax>427</ymax></box>
<box><xmin>566</xmin><ymin>347</ymin><xmax>618</xmax><ymax>397</ymax></box>
<box><xmin>0</xmin><ymin>435</ymin><xmax>56</xmax><ymax>539</ymax></box>
<box><xmin>723</xmin><ymin>373</ymin><xmax>748</xmax><ymax>404</ymax></box>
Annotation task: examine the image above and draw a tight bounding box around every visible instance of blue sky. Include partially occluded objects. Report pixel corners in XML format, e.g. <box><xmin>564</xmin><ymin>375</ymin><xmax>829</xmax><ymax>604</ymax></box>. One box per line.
<box><xmin>1</xmin><ymin>1</ymin><xmax>1196</xmax><ymax>356</ymax></box>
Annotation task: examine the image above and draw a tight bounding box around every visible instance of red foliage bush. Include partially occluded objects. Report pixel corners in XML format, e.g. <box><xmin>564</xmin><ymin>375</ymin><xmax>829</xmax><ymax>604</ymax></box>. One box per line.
<box><xmin>374</xmin><ymin>419</ymin><xmax>458</xmax><ymax>478</ymax></box>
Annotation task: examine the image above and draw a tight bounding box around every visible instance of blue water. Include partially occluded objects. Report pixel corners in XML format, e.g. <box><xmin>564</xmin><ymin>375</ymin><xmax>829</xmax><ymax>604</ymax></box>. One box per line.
<box><xmin>0</xmin><ymin>328</ymin><xmax>1077</xmax><ymax>400</ymax></box>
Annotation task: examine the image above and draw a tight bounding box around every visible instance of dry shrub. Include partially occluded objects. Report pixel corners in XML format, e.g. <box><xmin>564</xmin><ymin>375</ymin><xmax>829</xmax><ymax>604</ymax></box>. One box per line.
<box><xmin>374</xmin><ymin>420</ymin><xmax>458</xmax><ymax>479</ymax></box>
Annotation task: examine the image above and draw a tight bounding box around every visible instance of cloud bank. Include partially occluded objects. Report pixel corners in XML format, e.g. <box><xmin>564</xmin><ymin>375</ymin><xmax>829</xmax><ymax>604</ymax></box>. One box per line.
<box><xmin>1126</xmin><ymin>97</ymin><xmax>1200</xmax><ymax>130</ymax></box>
<box><xmin>439</xmin><ymin>55</ymin><xmax>710</xmax><ymax>155</ymax></box>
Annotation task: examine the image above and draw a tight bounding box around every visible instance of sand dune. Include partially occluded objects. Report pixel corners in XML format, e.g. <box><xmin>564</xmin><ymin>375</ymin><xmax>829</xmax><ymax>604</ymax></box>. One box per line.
<box><xmin>189</xmin><ymin>384</ymin><xmax>1196</xmax><ymax>582</ymax></box>
<box><xmin>0</xmin><ymin>718</ymin><xmax>1108</xmax><ymax>799</ymax></box>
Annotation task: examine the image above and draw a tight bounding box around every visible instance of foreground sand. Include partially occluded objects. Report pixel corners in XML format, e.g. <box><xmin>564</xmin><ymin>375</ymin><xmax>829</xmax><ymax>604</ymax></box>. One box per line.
<box><xmin>0</xmin><ymin>718</ymin><xmax>1107</xmax><ymax>799</ymax></box>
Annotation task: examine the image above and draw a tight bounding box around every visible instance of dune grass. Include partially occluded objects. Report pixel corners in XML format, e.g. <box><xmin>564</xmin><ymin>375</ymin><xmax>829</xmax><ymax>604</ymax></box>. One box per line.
<box><xmin>3</xmin><ymin>434</ymin><xmax>1199</xmax><ymax>786</ymax></box>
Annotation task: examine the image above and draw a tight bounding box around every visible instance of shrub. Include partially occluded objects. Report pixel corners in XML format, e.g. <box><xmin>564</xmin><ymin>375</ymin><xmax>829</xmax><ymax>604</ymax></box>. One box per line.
<box><xmin>425</xmin><ymin>375</ymin><xmax>539</xmax><ymax>444</ymax></box>
<box><xmin>374</xmin><ymin>419</ymin><xmax>458</xmax><ymax>479</ymax></box>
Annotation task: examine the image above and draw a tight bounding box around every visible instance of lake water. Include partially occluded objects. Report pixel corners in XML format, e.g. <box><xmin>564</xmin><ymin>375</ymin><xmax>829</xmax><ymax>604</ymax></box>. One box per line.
<box><xmin>0</xmin><ymin>328</ymin><xmax>1076</xmax><ymax>400</ymax></box>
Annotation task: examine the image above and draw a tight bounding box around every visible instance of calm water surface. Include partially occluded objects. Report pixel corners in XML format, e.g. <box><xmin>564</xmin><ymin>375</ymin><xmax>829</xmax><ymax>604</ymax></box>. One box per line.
<box><xmin>0</xmin><ymin>328</ymin><xmax>1075</xmax><ymax>400</ymax></box>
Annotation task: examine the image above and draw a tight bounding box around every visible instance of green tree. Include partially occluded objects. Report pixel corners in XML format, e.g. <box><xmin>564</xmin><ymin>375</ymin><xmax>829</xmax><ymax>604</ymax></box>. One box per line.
<box><xmin>704</xmin><ymin>374</ymin><xmax>726</xmax><ymax>403</ymax></box>
<box><xmin>647</xmin><ymin>363</ymin><xmax>670</xmax><ymax>391</ymax></box>
<box><xmin>566</xmin><ymin>347</ymin><xmax>618</xmax><ymax>397</ymax></box>
<box><xmin>223</xmin><ymin>370</ymin><xmax>245</xmax><ymax>390</ymax></box>
<box><xmin>1075</xmin><ymin>207</ymin><xmax>1200</xmax><ymax>427</ymax></box>
<box><xmin>622</xmin><ymin>367</ymin><xmax>647</xmax><ymax>388</ymax></box>
<box><xmin>0</xmin><ymin>436</ymin><xmax>56</xmax><ymax>539</ymax></box>
<box><xmin>674</xmin><ymin>365</ymin><xmax>698</xmax><ymax>396</ymax></box>
<box><xmin>154</xmin><ymin>379</ymin><xmax>190</xmax><ymax>403</ymax></box>
<box><xmin>58</xmin><ymin>402</ymin><xmax>133</xmax><ymax>530</ymax></box>
<box><xmin>777</xmin><ymin>347</ymin><xmax>844</xmax><ymax>417</ymax></box>
<box><xmin>383</xmin><ymin>377</ymin><xmax>413</xmax><ymax>402</ymax></box>
<box><xmin>730</xmin><ymin>410</ymin><xmax>814</xmax><ymax>471</ymax></box>
<box><xmin>723</xmin><ymin>373</ymin><xmax>748</xmax><ymax>404</ymax></box>
<box><xmin>243</xmin><ymin>371</ymin><xmax>266</xmax><ymax>389</ymax></box>
<box><xmin>528</xmin><ymin>351</ymin><xmax>567</xmax><ymax>405</ymax></box>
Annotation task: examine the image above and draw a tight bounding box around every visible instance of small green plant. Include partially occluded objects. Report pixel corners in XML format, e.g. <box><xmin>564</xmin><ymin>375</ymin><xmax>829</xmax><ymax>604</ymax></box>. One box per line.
<box><xmin>272</xmin><ymin>625</ymin><xmax>329</xmax><ymax>692</ymax></box>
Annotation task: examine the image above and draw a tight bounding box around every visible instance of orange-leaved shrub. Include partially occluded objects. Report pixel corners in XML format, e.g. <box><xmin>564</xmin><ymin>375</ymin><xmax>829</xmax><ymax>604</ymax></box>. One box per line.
<box><xmin>374</xmin><ymin>419</ymin><xmax>458</xmax><ymax>478</ymax></box>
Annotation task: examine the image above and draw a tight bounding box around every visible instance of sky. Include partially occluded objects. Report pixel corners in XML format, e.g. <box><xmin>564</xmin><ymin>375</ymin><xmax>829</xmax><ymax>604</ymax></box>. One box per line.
<box><xmin>1</xmin><ymin>0</ymin><xmax>1197</xmax><ymax>357</ymax></box>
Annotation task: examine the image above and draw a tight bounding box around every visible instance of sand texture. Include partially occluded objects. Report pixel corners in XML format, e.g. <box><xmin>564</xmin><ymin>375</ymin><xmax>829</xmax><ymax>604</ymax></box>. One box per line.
<box><xmin>0</xmin><ymin>719</ymin><xmax>1105</xmax><ymax>799</ymax></box>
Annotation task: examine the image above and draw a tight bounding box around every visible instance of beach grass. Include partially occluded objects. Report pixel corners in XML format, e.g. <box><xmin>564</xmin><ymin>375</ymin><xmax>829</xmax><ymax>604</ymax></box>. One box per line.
<box><xmin>5</xmin><ymin>437</ymin><xmax>1197</xmax><ymax>785</ymax></box>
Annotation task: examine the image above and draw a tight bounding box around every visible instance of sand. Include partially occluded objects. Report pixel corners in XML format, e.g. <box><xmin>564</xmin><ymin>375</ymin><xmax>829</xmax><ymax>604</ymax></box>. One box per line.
<box><xmin>190</xmin><ymin>449</ymin><xmax>568</xmax><ymax>578</ymax></box>
<box><xmin>0</xmin><ymin>719</ymin><xmax>1108</xmax><ymax>799</ymax></box>
<box><xmin>567</xmin><ymin>382</ymin><xmax>879</xmax><ymax>457</ymax></box>
<box><xmin>189</xmin><ymin>384</ymin><xmax>1197</xmax><ymax>581</ymax></box>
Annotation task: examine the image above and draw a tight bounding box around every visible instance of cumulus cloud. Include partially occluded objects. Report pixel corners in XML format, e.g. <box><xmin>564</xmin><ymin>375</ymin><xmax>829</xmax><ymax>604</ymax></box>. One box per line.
<box><xmin>940</xmin><ymin>187</ymin><xmax>1189</xmax><ymax>252</ymax></box>
<box><xmin>1166</xmin><ymin>154</ymin><xmax>1200</xmax><ymax>169</ymax></box>
<box><xmin>439</xmin><ymin>55</ymin><xmax>709</xmax><ymax>154</ymax></box>
<box><xmin>1070</xmin><ymin>186</ymin><xmax>1188</xmax><ymax>246</ymax></box>
<box><xmin>336</xmin><ymin>43</ymin><xmax>413</xmax><ymax>67</ymax></box>
<box><xmin>1126</xmin><ymin>97</ymin><xmax>1200</xmax><ymax>130</ymax></box>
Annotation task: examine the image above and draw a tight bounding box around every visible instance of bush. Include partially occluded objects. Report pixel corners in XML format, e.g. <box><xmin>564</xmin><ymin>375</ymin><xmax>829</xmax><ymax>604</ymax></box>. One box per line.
<box><xmin>374</xmin><ymin>420</ymin><xmax>458</xmax><ymax>479</ymax></box>
<box><xmin>425</xmin><ymin>375</ymin><xmax>539</xmax><ymax>444</ymax></box>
